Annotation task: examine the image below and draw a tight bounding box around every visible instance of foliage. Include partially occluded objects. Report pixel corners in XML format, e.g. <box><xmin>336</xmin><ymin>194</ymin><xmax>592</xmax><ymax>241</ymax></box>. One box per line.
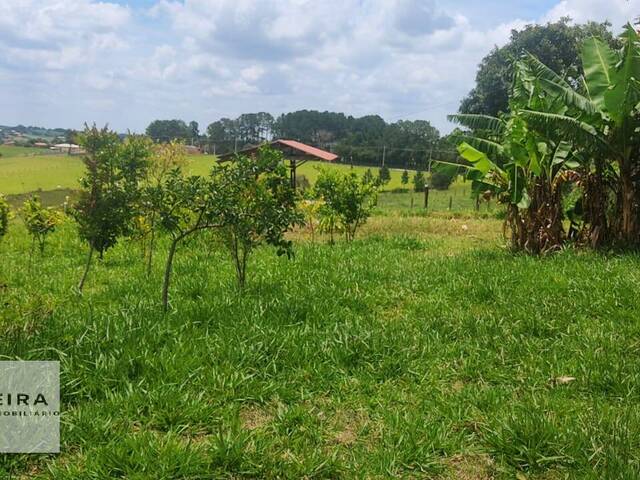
<box><xmin>449</xmin><ymin>27</ymin><xmax>640</xmax><ymax>253</ymax></box>
<box><xmin>21</xmin><ymin>195</ymin><xmax>63</xmax><ymax>254</ymax></box>
<box><xmin>146</xmin><ymin>119</ymin><xmax>196</xmax><ymax>143</ymax></box>
<box><xmin>206</xmin><ymin>113</ymin><xmax>274</xmax><ymax>153</ymax></box>
<box><xmin>401</xmin><ymin>170</ymin><xmax>409</xmax><ymax>186</ymax></box>
<box><xmin>460</xmin><ymin>19</ymin><xmax>618</xmax><ymax>116</ymax></box>
<box><xmin>378</xmin><ymin>165</ymin><xmax>391</xmax><ymax>186</ymax></box>
<box><xmin>413</xmin><ymin>170</ymin><xmax>426</xmax><ymax>193</ymax></box>
<box><xmin>0</xmin><ymin>194</ymin><xmax>9</xmax><ymax>242</ymax></box>
<box><xmin>213</xmin><ymin>147</ymin><xmax>302</xmax><ymax>288</ymax></box>
<box><xmin>362</xmin><ymin>168</ymin><xmax>375</xmax><ymax>186</ymax></box>
<box><xmin>430</xmin><ymin>164</ymin><xmax>458</xmax><ymax>190</ymax></box>
<box><xmin>72</xmin><ymin>126</ymin><xmax>151</xmax><ymax>290</ymax></box>
<box><xmin>314</xmin><ymin>169</ymin><xmax>377</xmax><ymax>242</ymax></box>
<box><xmin>138</xmin><ymin>140</ymin><xmax>189</xmax><ymax>274</ymax></box>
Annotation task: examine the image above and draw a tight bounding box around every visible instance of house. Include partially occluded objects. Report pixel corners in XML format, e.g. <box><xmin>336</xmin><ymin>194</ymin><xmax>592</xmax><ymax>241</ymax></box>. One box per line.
<box><xmin>51</xmin><ymin>143</ymin><xmax>84</xmax><ymax>154</ymax></box>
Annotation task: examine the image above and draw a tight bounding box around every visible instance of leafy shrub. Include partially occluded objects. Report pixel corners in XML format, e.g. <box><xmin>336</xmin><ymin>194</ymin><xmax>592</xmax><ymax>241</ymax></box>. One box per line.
<box><xmin>0</xmin><ymin>194</ymin><xmax>9</xmax><ymax>241</ymax></box>
<box><xmin>21</xmin><ymin>195</ymin><xmax>63</xmax><ymax>254</ymax></box>
<box><xmin>378</xmin><ymin>165</ymin><xmax>391</xmax><ymax>186</ymax></box>
<box><xmin>314</xmin><ymin>169</ymin><xmax>377</xmax><ymax>242</ymax></box>
<box><xmin>401</xmin><ymin>170</ymin><xmax>410</xmax><ymax>186</ymax></box>
<box><xmin>214</xmin><ymin>147</ymin><xmax>301</xmax><ymax>289</ymax></box>
<box><xmin>413</xmin><ymin>170</ymin><xmax>426</xmax><ymax>192</ymax></box>
<box><xmin>72</xmin><ymin>126</ymin><xmax>151</xmax><ymax>291</ymax></box>
<box><xmin>430</xmin><ymin>164</ymin><xmax>458</xmax><ymax>190</ymax></box>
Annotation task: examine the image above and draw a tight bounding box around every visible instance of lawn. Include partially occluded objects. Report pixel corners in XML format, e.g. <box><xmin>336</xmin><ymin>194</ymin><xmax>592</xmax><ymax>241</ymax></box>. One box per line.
<box><xmin>1</xmin><ymin>212</ymin><xmax>640</xmax><ymax>478</ymax></box>
<box><xmin>1</xmin><ymin>153</ymin><xmax>419</xmax><ymax>196</ymax></box>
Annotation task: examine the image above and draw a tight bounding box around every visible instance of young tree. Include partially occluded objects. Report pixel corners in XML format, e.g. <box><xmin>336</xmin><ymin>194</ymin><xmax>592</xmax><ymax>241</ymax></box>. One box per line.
<box><xmin>214</xmin><ymin>147</ymin><xmax>301</xmax><ymax>289</ymax></box>
<box><xmin>153</xmin><ymin>170</ymin><xmax>220</xmax><ymax>311</ymax></box>
<box><xmin>430</xmin><ymin>164</ymin><xmax>457</xmax><ymax>190</ymax></box>
<box><xmin>21</xmin><ymin>195</ymin><xmax>63</xmax><ymax>255</ymax></box>
<box><xmin>362</xmin><ymin>168</ymin><xmax>375</xmax><ymax>186</ymax></box>
<box><xmin>413</xmin><ymin>170</ymin><xmax>426</xmax><ymax>192</ymax></box>
<box><xmin>139</xmin><ymin>140</ymin><xmax>188</xmax><ymax>275</ymax></box>
<box><xmin>0</xmin><ymin>194</ymin><xmax>9</xmax><ymax>244</ymax></box>
<box><xmin>314</xmin><ymin>169</ymin><xmax>377</xmax><ymax>242</ymax></box>
<box><xmin>401</xmin><ymin>170</ymin><xmax>410</xmax><ymax>187</ymax></box>
<box><xmin>72</xmin><ymin>126</ymin><xmax>150</xmax><ymax>292</ymax></box>
<box><xmin>378</xmin><ymin>165</ymin><xmax>391</xmax><ymax>186</ymax></box>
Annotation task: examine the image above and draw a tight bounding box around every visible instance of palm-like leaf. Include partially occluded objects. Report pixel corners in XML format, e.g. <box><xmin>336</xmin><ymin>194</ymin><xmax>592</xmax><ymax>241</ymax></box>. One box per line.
<box><xmin>518</xmin><ymin>110</ymin><xmax>613</xmax><ymax>158</ymax></box>
<box><xmin>447</xmin><ymin>114</ymin><xmax>505</xmax><ymax>134</ymax></box>
<box><xmin>581</xmin><ymin>36</ymin><xmax>617</xmax><ymax>110</ymax></box>
<box><xmin>449</xmin><ymin>133</ymin><xmax>504</xmax><ymax>158</ymax></box>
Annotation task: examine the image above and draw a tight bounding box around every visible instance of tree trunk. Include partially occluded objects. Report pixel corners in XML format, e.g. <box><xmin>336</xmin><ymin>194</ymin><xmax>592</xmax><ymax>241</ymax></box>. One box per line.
<box><xmin>78</xmin><ymin>246</ymin><xmax>94</xmax><ymax>292</ymax></box>
<box><xmin>162</xmin><ymin>237</ymin><xmax>179</xmax><ymax>313</ymax></box>
<box><xmin>146</xmin><ymin>228</ymin><xmax>156</xmax><ymax>276</ymax></box>
<box><xmin>619</xmin><ymin>167</ymin><xmax>637</xmax><ymax>246</ymax></box>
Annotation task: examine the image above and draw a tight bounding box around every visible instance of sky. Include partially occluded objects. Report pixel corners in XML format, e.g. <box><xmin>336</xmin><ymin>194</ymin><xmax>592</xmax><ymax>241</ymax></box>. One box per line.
<box><xmin>1</xmin><ymin>0</ymin><xmax>639</xmax><ymax>135</ymax></box>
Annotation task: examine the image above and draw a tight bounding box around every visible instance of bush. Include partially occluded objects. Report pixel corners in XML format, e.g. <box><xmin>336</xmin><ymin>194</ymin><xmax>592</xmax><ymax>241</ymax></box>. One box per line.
<box><xmin>314</xmin><ymin>169</ymin><xmax>377</xmax><ymax>242</ymax></box>
<box><xmin>413</xmin><ymin>171</ymin><xmax>426</xmax><ymax>192</ymax></box>
<box><xmin>378</xmin><ymin>165</ymin><xmax>391</xmax><ymax>186</ymax></box>
<box><xmin>0</xmin><ymin>194</ymin><xmax>9</xmax><ymax>241</ymax></box>
<box><xmin>430</xmin><ymin>164</ymin><xmax>458</xmax><ymax>190</ymax></box>
<box><xmin>21</xmin><ymin>195</ymin><xmax>63</xmax><ymax>254</ymax></box>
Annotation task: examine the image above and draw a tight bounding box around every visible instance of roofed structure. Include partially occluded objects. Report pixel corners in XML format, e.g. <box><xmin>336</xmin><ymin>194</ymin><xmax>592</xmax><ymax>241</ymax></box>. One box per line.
<box><xmin>218</xmin><ymin>139</ymin><xmax>339</xmax><ymax>189</ymax></box>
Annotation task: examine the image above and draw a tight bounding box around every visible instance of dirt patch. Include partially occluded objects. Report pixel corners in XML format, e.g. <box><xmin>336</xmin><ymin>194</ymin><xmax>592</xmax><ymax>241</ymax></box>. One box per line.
<box><xmin>445</xmin><ymin>453</ymin><xmax>495</xmax><ymax>480</ymax></box>
<box><xmin>330</xmin><ymin>409</ymin><xmax>370</xmax><ymax>446</ymax></box>
<box><xmin>240</xmin><ymin>405</ymin><xmax>273</xmax><ymax>430</ymax></box>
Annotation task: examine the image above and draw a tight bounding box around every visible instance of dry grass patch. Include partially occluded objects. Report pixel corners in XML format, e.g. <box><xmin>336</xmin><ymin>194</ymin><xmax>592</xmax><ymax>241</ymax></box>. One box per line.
<box><xmin>240</xmin><ymin>405</ymin><xmax>273</xmax><ymax>431</ymax></box>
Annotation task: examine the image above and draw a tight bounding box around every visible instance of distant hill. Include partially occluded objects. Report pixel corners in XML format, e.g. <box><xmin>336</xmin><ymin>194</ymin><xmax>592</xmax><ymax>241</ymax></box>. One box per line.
<box><xmin>0</xmin><ymin>124</ymin><xmax>72</xmax><ymax>144</ymax></box>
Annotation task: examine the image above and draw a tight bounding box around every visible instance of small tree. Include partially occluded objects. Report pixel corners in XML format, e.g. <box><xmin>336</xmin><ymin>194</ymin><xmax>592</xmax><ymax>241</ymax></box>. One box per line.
<box><xmin>214</xmin><ymin>147</ymin><xmax>301</xmax><ymax>289</ymax></box>
<box><xmin>21</xmin><ymin>195</ymin><xmax>63</xmax><ymax>255</ymax></box>
<box><xmin>401</xmin><ymin>170</ymin><xmax>410</xmax><ymax>186</ymax></box>
<box><xmin>430</xmin><ymin>164</ymin><xmax>457</xmax><ymax>190</ymax></box>
<box><xmin>413</xmin><ymin>170</ymin><xmax>426</xmax><ymax>192</ymax></box>
<box><xmin>140</xmin><ymin>140</ymin><xmax>188</xmax><ymax>275</ymax></box>
<box><xmin>153</xmin><ymin>170</ymin><xmax>219</xmax><ymax>312</ymax></box>
<box><xmin>362</xmin><ymin>168</ymin><xmax>375</xmax><ymax>186</ymax></box>
<box><xmin>315</xmin><ymin>169</ymin><xmax>377</xmax><ymax>242</ymax></box>
<box><xmin>0</xmin><ymin>194</ymin><xmax>9</xmax><ymax>243</ymax></box>
<box><xmin>72</xmin><ymin>126</ymin><xmax>150</xmax><ymax>292</ymax></box>
<box><xmin>378</xmin><ymin>165</ymin><xmax>391</xmax><ymax>186</ymax></box>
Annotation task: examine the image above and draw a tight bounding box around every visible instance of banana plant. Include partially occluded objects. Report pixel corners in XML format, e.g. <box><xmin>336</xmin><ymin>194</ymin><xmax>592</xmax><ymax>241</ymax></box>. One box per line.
<box><xmin>518</xmin><ymin>25</ymin><xmax>640</xmax><ymax>247</ymax></box>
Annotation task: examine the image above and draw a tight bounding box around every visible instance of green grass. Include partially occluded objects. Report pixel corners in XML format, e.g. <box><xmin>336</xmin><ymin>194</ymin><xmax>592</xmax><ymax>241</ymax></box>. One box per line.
<box><xmin>1</xmin><ymin>153</ymin><xmax>421</xmax><ymax>197</ymax></box>
<box><xmin>1</xmin><ymin>213</ymin><xmax>640</xmax><ymax>478</ymax></box>
<box><xmin>0</xmin><ymin>145</ymin><xmax>50</xmax><ymax>158</ymax></box>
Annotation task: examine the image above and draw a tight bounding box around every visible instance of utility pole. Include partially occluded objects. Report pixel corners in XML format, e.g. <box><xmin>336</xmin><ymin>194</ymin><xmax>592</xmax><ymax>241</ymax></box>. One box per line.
<box><xmin>382</xmin><ymin>145</ymin><xmax>386</xmax><ymax>167</ymax></box>
<box><xmin>234</xmin><ymin>137</ymin><xmax>238</xmax><ymax>153</ymax></box>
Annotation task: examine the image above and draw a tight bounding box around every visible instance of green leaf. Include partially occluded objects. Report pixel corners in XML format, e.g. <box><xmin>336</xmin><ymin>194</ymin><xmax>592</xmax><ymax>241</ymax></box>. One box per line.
<box><xmin>517</xmin><ymin>190</ymin><xmax>531</xmax><ymax>209</ymax></box>
<box><xmin>447</xmin><ymin>114</ymin><xmax>505</xmax><ymax>134</ymax></box>
<box><xmin>581</xmin><ymin>36</ymin><xmax>617</xmax><ymax>110</ymax></box>
<box><xmin>604</xmin><ymin>24</ymin><xmax>640</xmax><ymax>122</ymax></box>
<box><xmin>552</xmin><ymin>141</ymin><xmax>573</xmax><ymax>166</ymax></box>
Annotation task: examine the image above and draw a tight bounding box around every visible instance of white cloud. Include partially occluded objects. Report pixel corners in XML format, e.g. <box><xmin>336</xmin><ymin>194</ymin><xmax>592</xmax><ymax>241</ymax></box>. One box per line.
<box><xmin>544</xmin><ymin>0</ymin><xmax>640</xmax><ymax>27</ymax></box>
<box><xmin>1</xmin><ymin>0</ymin><xmax>639</xmax><ymax>133</ymax></box>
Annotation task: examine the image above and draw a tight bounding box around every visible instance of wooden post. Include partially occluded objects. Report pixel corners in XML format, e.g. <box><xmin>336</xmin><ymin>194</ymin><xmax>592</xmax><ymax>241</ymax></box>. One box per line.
<box><xmin>475</xmin><ymin>195</ymin><xmax>480</xmax><ymax>211</ymax></box>
<box><xmin>424</xmin><ymin>186</ymin><xmax>430</xmax><ymax>210</ymax></box>
<box><xmin>449</xmin><ymin>196</ymin><xmax>453</xmax><ymax>211</ymax></box>
<box><xmin>290</xmin><ymin>159</ymin><xmax>297</xmax><ymax>189</ymax></box>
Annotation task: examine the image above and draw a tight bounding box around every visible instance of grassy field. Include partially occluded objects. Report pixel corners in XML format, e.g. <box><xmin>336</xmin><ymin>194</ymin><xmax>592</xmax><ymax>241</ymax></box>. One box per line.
<box><xmin>1</xmin><ymin>209</ymin><xmax>640</xmax><ymax>478</ymax></box>
<box><xmin>1</xmin><ymin>152</ymin><xmax>418</xmax><ymax>196</ymax></box>
<box><xmin>0</xmin><ymin>145</ymin><xmax>50</xmax><ymax>158</ymax></box>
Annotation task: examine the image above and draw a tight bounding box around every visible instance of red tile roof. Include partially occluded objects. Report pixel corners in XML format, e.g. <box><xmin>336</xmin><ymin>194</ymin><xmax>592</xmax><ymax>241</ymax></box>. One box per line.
<box><xmin>275</xmin><ymin>139</ymin><xmax>339</xmax><ymax>162</ymax></box>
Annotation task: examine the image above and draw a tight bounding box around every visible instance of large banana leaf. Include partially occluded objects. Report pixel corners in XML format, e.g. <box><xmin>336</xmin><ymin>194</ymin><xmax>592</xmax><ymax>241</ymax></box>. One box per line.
<box><xmin>582</xmin><ymin>36</ymin><xmax>617</xmax><ymax>111</ymax></box>
<box><xmin>447</xmin><ymin>114</ymin><xmax>505</xmax><ymax>134</ymax></box>
<box><xmin>457</xmin><ymin>142</ymin><xmax>501</xmax><ymax>177</ymax></box>
<box><xmin>604</xmin><ymin>25</ymin><xmax>640</xmax><ymax>123</ymax></box>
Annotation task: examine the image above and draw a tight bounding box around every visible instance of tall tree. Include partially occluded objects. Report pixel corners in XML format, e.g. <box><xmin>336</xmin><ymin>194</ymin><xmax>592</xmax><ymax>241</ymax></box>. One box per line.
<box><xmin>460</xmin><ymin>19</ymin><xmax>617</xmax><ymax>116</ymax></box>
<box><xmin>146</xmin><ymin>120</ymin><xmax>191</xmax><ymax>142</ymax></box>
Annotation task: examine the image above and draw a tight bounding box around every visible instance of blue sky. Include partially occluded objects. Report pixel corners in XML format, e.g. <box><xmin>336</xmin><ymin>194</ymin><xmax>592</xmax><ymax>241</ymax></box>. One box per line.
<box><xmin>1</xmin><ymin>0</ymin><xmax>638</xmax><ymax>134</ymax></box>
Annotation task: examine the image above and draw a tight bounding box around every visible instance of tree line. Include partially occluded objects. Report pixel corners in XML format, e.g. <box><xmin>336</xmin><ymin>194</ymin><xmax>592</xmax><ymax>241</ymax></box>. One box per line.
<box><xmin>146</xmin><ymin>111</ymin><xmax>459</xmax><ymax>170</ymax></box>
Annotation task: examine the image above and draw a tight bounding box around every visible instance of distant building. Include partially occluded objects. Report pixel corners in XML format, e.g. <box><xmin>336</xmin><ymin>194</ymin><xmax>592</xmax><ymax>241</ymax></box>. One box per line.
<box><xmin>34</xmin><ymin>142</ymin><xmax>49</xmax><ymax>148</ymax></box>
<box><xmin>51</xmin><ymin>143</ymin><xmax>84</xmax><ymax>154</ymax></box>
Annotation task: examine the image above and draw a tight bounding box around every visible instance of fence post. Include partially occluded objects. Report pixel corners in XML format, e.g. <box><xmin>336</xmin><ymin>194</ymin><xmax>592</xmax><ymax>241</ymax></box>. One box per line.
<box><xmin>424</xmin><ymin>186</ymin><xmax>430</xmax><ymax>210</ymax></box>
